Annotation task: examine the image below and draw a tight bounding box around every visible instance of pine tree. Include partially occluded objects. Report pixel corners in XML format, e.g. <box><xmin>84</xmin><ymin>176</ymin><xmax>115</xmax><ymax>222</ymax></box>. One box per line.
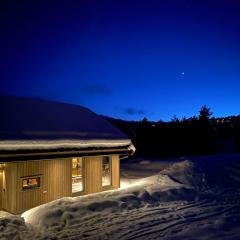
<box><xmin>199</xmin><ymin>105</ymin><xmax>213</xmax><ymax>121</ymax></box>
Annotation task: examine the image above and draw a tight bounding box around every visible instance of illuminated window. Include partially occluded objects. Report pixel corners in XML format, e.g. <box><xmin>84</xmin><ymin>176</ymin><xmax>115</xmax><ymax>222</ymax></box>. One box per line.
<box><xmin>102</xmin><ymin>156</ymin><xmax>112</xmax><ymax>187</ymax></box>
<box><xmin>22</xmin><ymin>176</ymin><xmax>41</xmax><ymax>190</ymax></box>
<box><xmin>72</xmin><ymin>158</ymin><xmax>84</xmax><ymax>193</ymax></box>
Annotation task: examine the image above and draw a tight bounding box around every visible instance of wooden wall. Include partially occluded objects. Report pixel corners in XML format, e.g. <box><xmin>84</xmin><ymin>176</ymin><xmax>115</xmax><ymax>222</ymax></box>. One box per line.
<box><xmin>111</xmin><ymin>155</ymin><xmax>120</xmax><ymax>189</ymax></box>
<box><xmin>16</xmin><ymin>160</ymin><xmax>43</xmax><ymax>213</ymax></box>
<box><xmin>2</xmin><ymin>158</ymin><xmax>71</xmax><ymax>214</ymax></box>
<box><xmin>1</xmin><ymin>154</ymin><xmax>120</xmax><ymax>214</ymax></box>
<box><xmin>0</xmin><ymin>168</ymin><xmax>3</xmax><ymax>210</ymax></box>
<box><xmin>84</xmin><ymin>156</ymin><xmax>102</xmax><ymax>193</ymax></box>
<box><xmin>2</xmin><ymin>163</ymin><xmax>18</xmax><ymax>213</ymax></box>
<box><xmin>42</xmin><ymin>159</ymin><xmax>72</xmax><ymax>204</ymax></box>
<box><xmin>83</xmin><ymin>155</ymin><xmax>120</xmax><ymax>194</ymax></box>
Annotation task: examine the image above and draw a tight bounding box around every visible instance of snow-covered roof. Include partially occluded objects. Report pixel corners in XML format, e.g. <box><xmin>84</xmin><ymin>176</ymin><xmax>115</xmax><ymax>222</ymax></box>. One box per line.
<box><xmin>0</xmin><ymin>96</ymin><xmax>133</xmax><ymax>152</ymax></box>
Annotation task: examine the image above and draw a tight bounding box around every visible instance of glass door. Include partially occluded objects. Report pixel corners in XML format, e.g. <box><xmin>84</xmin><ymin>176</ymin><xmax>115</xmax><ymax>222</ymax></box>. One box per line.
<box><xmin>72</xmin><ymin>158</ymin><xmax>84</xmax><ymax>193</ymax></box>
<box><xmin>102</xmin><ymin>156</ymin><xmax>112</xmax><ymax>187</ymax></box>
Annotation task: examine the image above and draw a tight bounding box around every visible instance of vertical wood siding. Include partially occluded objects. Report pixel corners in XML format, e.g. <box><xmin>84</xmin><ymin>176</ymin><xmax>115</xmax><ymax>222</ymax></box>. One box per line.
<box><xmin>75</xmin><ymin>155</ymin><xmax>120</xmax><ymax>195</ymax></box>
<box><xmin>2</xmin><ymin>159</ymin><xmax>71</xmax><ymax>214</ymax></box>
<box><xmin>111</xmin><ymin>155</ymin><xmax>120</xmax><ymax>189</ymax></box>
<box><xmin>84</xmin><ymin>156</ymin><xmax>102</xmax><ymax>193</ymax></box>
<box><xmin>42</xmin><ymin>159</ymin><xmax>72</xmax><ymax>204</ymax></box>
<box><xmin>0</xmin><ymin>169</ymin><xmax>3</xmax><ymax>210</ymax></box>
<box><xmin>16</xmin><ymin>160</ymin><xmax>43</xmax><ymax>212</ymax></box>
<box><xmin>1</xmin><ymin>154</ymin><xmax>121</xmax><ymax>214</ymax></box>
<box><xmin>2</xmin><ymin>163</ymin><xmax>18</xmax><ymax>213</ymax></box>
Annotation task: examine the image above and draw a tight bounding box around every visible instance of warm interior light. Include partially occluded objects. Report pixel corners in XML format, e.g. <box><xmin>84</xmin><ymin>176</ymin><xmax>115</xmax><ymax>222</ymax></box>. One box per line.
<box><xmin>22</xmin><ymin>177</ymin><xmax>40</xmax><ymax>190</ymax></box>
<box><xmin>102</xmin><ymin>156</ymin><xmax>111</xmax><ymax>187</ymax></box>
<box><xmin>0</xmin><ymin>163</ymin><xmax>5</xmax><ymax>170</ymax></box>
<box><xmin>72</xmin><ymin>157</ymin><xmax>83</xmax><ymax>193</ymax></box>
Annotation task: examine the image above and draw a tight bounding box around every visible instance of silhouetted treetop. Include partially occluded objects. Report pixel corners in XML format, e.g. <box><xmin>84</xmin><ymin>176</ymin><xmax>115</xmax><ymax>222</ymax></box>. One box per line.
<box><xmin>171</xmin><ymin>115</ymin><xmax>179</xmax><ymax>123</ymax></box>
<box><xmin>199</xmin><ymin>105</ymin><xmax>213</xmax><ymax>121</ymax></box>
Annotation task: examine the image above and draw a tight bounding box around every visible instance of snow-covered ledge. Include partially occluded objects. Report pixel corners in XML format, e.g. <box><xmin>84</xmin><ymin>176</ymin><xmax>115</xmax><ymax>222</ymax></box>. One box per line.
<box><xmin>0</xmin><ymin>139</ymin><xmax>134</xmax><ymax>151</ymax></box>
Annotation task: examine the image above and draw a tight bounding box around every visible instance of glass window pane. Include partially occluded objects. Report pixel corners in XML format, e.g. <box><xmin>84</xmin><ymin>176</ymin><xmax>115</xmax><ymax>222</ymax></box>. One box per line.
<box><xmin>72</xmin><ymin>158</ymin><xmax>84</xmax><ymax>193</ymax></box>
<box><xmin>102</xmin><ymin>156</ymin><xmax>111</xmax><ymax>187</ymax></box>
<box><xmin>22</xmin><ymin>177</ymin><xmax>40</xmax><ymax>190</ymax></box>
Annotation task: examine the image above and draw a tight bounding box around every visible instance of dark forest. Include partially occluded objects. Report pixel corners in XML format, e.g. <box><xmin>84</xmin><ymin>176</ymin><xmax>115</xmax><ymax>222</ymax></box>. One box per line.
<box><xmin>105</xmin><ymin>105</ymin><xmax>240</xmax><ymax>157</ymax></box>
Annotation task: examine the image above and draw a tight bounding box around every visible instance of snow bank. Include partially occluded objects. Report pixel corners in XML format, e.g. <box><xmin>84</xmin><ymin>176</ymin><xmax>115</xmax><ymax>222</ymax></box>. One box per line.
<box><xmin>22</xmin><ymin>160</ymin><xmax>202</xmax><ymax>228</ymax></box>
<box><xmin>161</xmin><ymin>160</ymin><xmax>207</xmax><ymax>189</ymax></box>
<box><xmin>0</xmin><ymin>216</ymin><xmax>43</xmax><ymax>239</ymax></box>
<box><xmin>0</xmin><ymin>217</ymin><xmax>26</xmax><ymax>238</ymax></box>
<box><xmin>2</xmin><ymin>156</ymin><xmax>239</xmax><ymax>239</ymax></box>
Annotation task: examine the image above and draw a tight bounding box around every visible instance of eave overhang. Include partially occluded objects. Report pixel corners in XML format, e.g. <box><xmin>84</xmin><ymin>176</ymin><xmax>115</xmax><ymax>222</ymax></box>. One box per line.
<box><xmin>0</xmin><ymin>146</ymin><xmax>134</xmax><ymax>162</ymax></box>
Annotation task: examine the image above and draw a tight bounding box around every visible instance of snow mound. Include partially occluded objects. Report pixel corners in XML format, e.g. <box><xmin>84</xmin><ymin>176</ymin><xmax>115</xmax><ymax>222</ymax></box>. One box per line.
<box><xmin>0</xmin><ymin>216</ymin><xmax>32</xmax><ymax>239</ymax></box>
<box><xmin>22</xmin><ymin>160</ymin><xmax>201</xmax><ymax>228</ymax></box>
<box><xmin>161</xmin><ymin>160</ymin><xmax>207</xmax><ymax>189</ymax></box>
<box><xmin>2</xmin><ymin>156</ymin><xmax>239</xmax><ymax>239</ymax></box>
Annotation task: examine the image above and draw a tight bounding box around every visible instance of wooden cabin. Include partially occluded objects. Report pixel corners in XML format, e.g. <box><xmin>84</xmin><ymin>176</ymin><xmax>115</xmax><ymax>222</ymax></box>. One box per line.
<box><xmin>0</xmin><ymin>96</ymin><xmax>135</xmax><ymax>214</ymax></box>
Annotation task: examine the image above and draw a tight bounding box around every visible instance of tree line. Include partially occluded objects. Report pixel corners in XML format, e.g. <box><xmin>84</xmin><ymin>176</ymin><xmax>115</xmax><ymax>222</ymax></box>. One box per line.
<box><xmin>105</xmin><ymin>105</ymin><xmax>240</xmax><ymax>157</ymax></box>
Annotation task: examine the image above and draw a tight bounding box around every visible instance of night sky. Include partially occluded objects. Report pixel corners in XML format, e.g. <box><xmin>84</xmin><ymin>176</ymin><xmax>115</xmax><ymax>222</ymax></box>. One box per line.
<box><xmin>1</xmin><ymin>0</ymin><xmax>240</xmax><ymax>121</ymax></box>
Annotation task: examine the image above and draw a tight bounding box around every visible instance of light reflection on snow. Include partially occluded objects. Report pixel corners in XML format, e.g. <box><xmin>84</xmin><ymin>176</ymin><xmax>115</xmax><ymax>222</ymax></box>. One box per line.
<box><xmin>10</xmin><ymin>155</ymin><xmax>240</xmax><ymax>240</ymax></box>
<box><xmin>120</xmin><ymin>178</ymin><xmax>147</xmax><ymax>189</ymax></box>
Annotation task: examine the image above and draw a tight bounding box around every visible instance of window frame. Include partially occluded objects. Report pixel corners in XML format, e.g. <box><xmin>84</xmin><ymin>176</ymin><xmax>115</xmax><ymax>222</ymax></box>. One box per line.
<box><xmin>102</xmin><ymin>156</ymin><xmax>112</xmax><ymax>188</ymax></box>
<box><xmin>21</xmin><ymin>175</ymin><xmax>42</xmax><ymax>191</ymax></box>
<box><xmin>72</xmin><ymin>157</ymin><xmax>85</xmax><ymax>193</ymax></box>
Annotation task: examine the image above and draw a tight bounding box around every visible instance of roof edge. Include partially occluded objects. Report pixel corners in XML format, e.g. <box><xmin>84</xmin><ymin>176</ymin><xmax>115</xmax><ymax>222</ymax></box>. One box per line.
<box><xmin>0</xmin><ymin>139</ymin><xmax>132</xmax><ymax>151</ymax></box>
<box><xmin>0</xmin><ymin>145</ymin><xmax>135</xmax><ymax>162</ymax></box>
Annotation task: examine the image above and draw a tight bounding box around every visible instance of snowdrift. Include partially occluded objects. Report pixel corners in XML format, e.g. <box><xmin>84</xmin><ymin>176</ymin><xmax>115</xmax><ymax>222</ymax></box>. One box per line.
<box><xmin>1</xmin><ymin>155</ymin><xmax>240</xmax><ymax>239</ymax></box>
<box><xmin>22</xmin><ymin>160</ymin><xmax>204</xmax><ymax>228</ymax></box>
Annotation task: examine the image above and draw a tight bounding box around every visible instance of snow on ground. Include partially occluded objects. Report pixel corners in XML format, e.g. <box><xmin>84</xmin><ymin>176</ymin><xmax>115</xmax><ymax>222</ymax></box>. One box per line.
<box><xmin>1</xmin><ymin>154</ymin><xmax>240</xmax><ymax>239</ymax></box>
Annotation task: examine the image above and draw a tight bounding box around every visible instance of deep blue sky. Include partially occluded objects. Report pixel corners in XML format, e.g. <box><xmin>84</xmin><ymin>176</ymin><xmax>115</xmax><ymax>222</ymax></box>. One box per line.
<box><xmin>1</xmin><ymin>0</ymin><xmax>240</xmax><ymax>121</ymax></box>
